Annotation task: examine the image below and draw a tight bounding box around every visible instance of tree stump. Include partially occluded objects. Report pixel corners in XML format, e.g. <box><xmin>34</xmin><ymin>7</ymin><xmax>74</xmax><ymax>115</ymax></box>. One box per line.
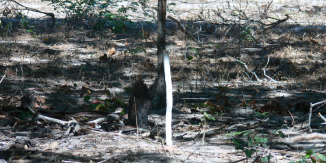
<box><xmin>128</xmin><ymin>76</ymin><xmax>150</xmax><ymax>128</ymax></box>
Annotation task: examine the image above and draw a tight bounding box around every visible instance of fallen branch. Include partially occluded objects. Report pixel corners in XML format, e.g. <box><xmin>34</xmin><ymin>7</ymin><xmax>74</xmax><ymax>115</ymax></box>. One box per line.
<box><xmin>308</xmin><ymin>99</ymin><xmax>326</xmax><ymax>132</ymax></box>
<box><xmin>27</xmin><ymin>105</ymin><xmax>120</xmax><ymax>134</ymax></box>
<box><xmin>9</xmin><ymin>0</ymin><xmax>55</xmax><ymax>26</ymax></box>
<box><xmin>27</xmin><ymin>106</ymin><xmax>68</xmax><ymax>126</ymax></box>
<box><xmin>86</xmin><ymin>114</ymin><xmax>120</xmax><ymax>125</ymax></box>
<box><xmin>0</xmin><ymin>72</ymin><xmax>7</xmax><ymax>84</ymax></box>
<box><xmin>232</xmin><ymin>57</ymin><xmax>262</xmax><ymax>82</ymax></box>
<box><xmin>230</xmin><ymin>55</ymin><xmax>281</xmax><ymax>84</ymax></box>
<box><xmin>284</xmin><ymin>133</ymin><xmax>326</xmax><ymax>142</ymax></box>
<box><xmin>318</xmin><ymin>112</ymin><xmax>326</xmax><ymax>124</ymax></box>
<box><xmin>261</xmin><ymin>14</ymin><xmax>290</xmax><ymax>31</ymax></box>
<box><xmin>262</xmin><ymin>55</ymin><xmax>278</xmax><ymax>83</ymax></box>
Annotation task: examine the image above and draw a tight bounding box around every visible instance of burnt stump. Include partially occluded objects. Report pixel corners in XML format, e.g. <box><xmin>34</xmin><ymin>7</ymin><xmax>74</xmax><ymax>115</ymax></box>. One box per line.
<box><xmin>128</xmin><ymin>77</ymin><xmax>150</xmax><ymax>128</ymax></box>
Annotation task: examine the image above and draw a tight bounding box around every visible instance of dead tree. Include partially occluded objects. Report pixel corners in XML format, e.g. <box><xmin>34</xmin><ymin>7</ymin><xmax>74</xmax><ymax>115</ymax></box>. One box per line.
<box><xmin>149</xmin><ymin>0</ymin><xmax>167</xmax><ymax>110</ymax></box>
<box><xmin>152</xmin><ymin>0</ymin><xmax>173</xmax><ymax>146</ymax></box>
<box><xmin>128</xmin><ymin>0</ymin><xmax>172</xmax><ymax>146</ymax></box>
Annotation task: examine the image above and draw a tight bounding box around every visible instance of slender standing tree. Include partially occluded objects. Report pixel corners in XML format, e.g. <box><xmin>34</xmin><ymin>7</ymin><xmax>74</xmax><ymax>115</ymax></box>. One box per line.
<box><xmin>163</xmin><ymin>49</ymin><xmax>173</xmax><ymax>146</ymax></box>
<box><xmin>154</xmin><ymin>0</ymin><xmax>167</xmax><ymax>109</ymax></box>
<box><xmin>130</xmin><ymin>0</ymin><xmax>172</xmax><ymax>145</ymax></box>
<box><xmin>157</xmin><ymin>0</ymin><xmax>173</xmax><ymax>146</ymax></box>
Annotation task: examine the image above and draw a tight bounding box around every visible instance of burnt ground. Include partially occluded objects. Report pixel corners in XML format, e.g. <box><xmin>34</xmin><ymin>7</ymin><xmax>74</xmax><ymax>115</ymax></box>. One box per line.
<box><xmin>1</xmin><ymin>0</ymin><xmax>326</xmax><ymax>162</ymax></box>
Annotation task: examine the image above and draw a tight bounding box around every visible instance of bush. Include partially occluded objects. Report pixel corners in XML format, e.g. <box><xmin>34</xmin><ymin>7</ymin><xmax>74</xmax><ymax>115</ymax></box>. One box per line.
<box><xmin>48</xmin><ymin>0</ymin><xmax>148</xmax><ymax>32</ymax></box>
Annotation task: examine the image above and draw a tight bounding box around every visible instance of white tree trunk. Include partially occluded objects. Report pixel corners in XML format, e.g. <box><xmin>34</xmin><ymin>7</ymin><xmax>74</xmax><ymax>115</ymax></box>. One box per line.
<box><xmin>164</xmin><ymin>50</ymin><xmax>173</xmax><ymax>146</ymax></box>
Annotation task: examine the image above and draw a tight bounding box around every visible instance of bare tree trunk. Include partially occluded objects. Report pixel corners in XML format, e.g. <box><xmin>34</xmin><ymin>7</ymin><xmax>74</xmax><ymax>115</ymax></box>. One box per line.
<box><xmin>163</xmin><ymin>50</ymin><xmax>173</xmax><ymax>146</ymax></box>
<box><xmin>149</xmin><ymin>0</ymin><xmax>167</xmax><ymax>110</ymax></box>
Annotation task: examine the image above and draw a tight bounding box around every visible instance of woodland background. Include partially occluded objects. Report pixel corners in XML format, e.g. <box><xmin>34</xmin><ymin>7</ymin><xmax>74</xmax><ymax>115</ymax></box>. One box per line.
<box><xmin>0</xmin><ymin>0</ymin><xmax>326</xmax><ymax>162</ymax></box>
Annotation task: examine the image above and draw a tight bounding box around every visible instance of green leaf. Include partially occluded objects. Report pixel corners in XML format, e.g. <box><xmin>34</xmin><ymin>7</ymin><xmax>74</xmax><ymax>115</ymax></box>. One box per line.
<box><xmin>245</xmin><ymin>149</ymin><xmax>253</xmax><ymax>158</ymax></box>
<box><xmin>235</xmin><ymin>146</ymin><xmax>244</xmax><ymax>150</ymax></box>
<box><xmin>243</xmin><ymin>130</ymin><xmax>252</xmax><ymax>136</ymax></box>
<box><xmin>232</xmin><ymin>138</ymin><xmax>243</xmax><ymax>145</ymax></box>
<box><xmin>306</xmin><ymin>150</ymin><xmax>314</xmax><ymax>156</ymax></box>
<box><xmin>26</xmin><ymin>29</ymin><xmax>34</xmax><ymax>33</ymax></box>
<box><xmin>278</xmin><ymin>131</ymin><xmax>285</xmax><ymax>138</ymax></box>
<box><xmin>190</xmin><ymin>48</ymin><xmax>198</xmax><ymax>52</ymax></box>
<box><xmin>116</xmin><ymin>99</ymin><xmax>124</xmax><ymax>106</ymax></box>
<box><xmin>248</xmin><ymin>137</ymin><xmax>253</xmax><ymax>147</ymax></box>
<box><xmin>95</xmin><ymin>103</ymin><xmax>104</xmax><ymax>111</ymax></box>
<box><xmin>262</xmin><ymin>143</ymin><xmax>268</xmax><ymax>148</ymax></box>
<box><xmin>261</xmin><ymin>156</ymin><xmax>269</xmax><ymax>162</ymax></box>
<box><xmin>313</xmin><ymin>153</ymin><xmax>326</xmax><ymax>161</ymax></box>
<box><xmin>254</xmin><ymin>112</ymin><xmax>268</xmax><ymax>117</ymax></box>
<box><xmin>20</xmin><ymin>111</ymin><xmax>33</xmax><ymax>120</ymax></box>
<box><xmin>84</xmin><ymin>96</ymin><xmax>91</xmax><ymax>102</ymax></box>
<box><xmin>255</xmin><ymin>137</ymin><xmax>268</xmax><ymax>143</ymax></box>
<box><xmin>187</xmin><ymin>56</ymin><xmax>193</xmax><ymax>61</ymax></box>
<box><xmin>120</xmin><ymin>109</ymin><xmax>125</xmax><ymax>115</ymax></box>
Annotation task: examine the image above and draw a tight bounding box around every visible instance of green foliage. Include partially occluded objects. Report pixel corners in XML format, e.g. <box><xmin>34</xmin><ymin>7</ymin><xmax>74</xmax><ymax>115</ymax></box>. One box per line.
<box><xmin>81</xmin><ymin>85</ymin><xmax>125</xmax><ymax>112</ymax></box>
<box><xmin>195</xmin><ymin>102</ymin><xmax>213</xmax><ymax>111</ymax></box>
<box><xmin>15</xmin><ymin>12</ymin><xmax>27</xmax><ymax>19</ymax></box>
<box><xmin>140</xmin><ymin>1</ymin><xmax>175</xmax><ymax>20</ymax></box>
<box><xmin>86</xmin><ymin>98</ymin><xmax>124</xmax><ymax>112</ymax></box>
<box><xmin>166</xmin><ymin>3</ymin><xmax>176</xmax><ymax>13</ymax></box>
<box><xmin>226</xmin><ymin>129</ymin><xmax>285</xmax><ymax>159</ymax></box>
<box><xmin>290</xmin><ymin>150</ymin><xmax>326</xmax><ymax>163</ymax></box>
<box><xmin>203</xmin><ymin>112</ymin><xmax>215</xmax><ymax>121</ymax></box>
<box><xmin>130</xmin><ymin>45</ymin><xmax>147</xmax><ymax>55</ymax></box>
<box><xmin>0</xmin><ymin>21</ymin><xmax>13</xmax><ymax>37</ymax></box>
<box><xmin>84</xmin><ymin>95</ymin><xmax>91</xmax><ymax>102</ymax></box>
<box><xmin>229</xmin><ymin>131</ymin><xmax>267</xmax><ymax>158</ymax></box>
<box><xmin>82</xmin><ymin>94</ymin><xmax>124</xmax><ymax>112</ymax></box>
<box><xmin>242</xmin><ymin>99</ymin><xmax>251</xmax><ymax>108</ymax></box>
<box><xmin>277</xmin><ymin>130</ymin><xmax>285</xmax><ymax>139</ymax></box>
<box><xmin>254</xmin><ymin>112</ymin><xmax>269</xmax><ymax>117</ymax></box>
<box><xmin>19</xmin><ymin>19</ymin><xmax>35</xmax><ymax>34</ymax></box>
<box><xmin>123</xmin><ymin>86</ymin><xmax>132</xmax><ymax>94</ymax></box>
<box><xmin>94</xmin><ymin>12</ymin><xmax>131</xmax><ymax>32</ymax></box>
<box><xmin>0</xmin><ymin>45</ymin><xmax>11</xmax><ymax>56</ymax></box>
<box><xmin>190</xmin><ymin>48</ymin><xmax>198</xmax><ymax>53</ymax></box>
<box><xmin>20</xmin><ymin>111</ymin><xmax>33</xmax><ymax>120</ymax></box>
<box><xmin>194</xmin><ymin>103</ymin><xmax>217</xmax><ymax>121</ymax></box>
<box><xmin>48</xmin><ymin>0</ymin><xmax>146</xmax><ymax>32</ymax></box>
<box><xmin>240</xmin><ymin>25</ymin><xmax>254</xmax><ymax>42</ymax></box>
